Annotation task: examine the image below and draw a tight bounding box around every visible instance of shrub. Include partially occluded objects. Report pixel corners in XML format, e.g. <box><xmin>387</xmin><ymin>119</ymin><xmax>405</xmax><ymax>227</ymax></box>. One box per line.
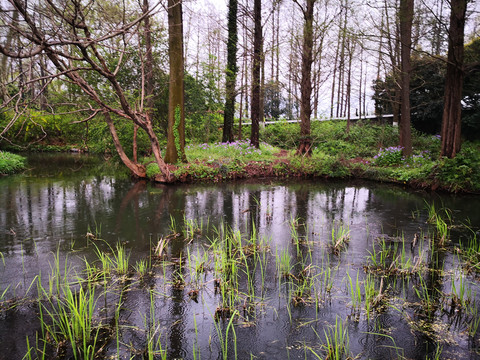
<box><xmin>373</xmin><ymin>146</ymin><xmax>404</xmax><ymax>166</ymax></box>
<box><xmin>434</xmin><ymin>143</ymin><xmax>480</xmax><ymax>191</ymax></box>
<box><xmin>0</xmin><ymin>151</ymin><xmax>26</xmax><ymax>174</ymax></box>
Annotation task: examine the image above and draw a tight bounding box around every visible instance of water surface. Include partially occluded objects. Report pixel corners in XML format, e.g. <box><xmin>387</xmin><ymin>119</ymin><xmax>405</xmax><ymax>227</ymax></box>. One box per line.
<box><xmin>1</xmin><ymin>154</ymin><xmax>479</xmax><ymax>359</ymax></box>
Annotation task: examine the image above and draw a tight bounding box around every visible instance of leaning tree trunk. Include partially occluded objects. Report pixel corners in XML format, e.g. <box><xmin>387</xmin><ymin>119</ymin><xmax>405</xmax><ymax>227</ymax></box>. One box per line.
<box><xmin>105</xmin><ymin>112</ymin><xmax>146</xmax><ymax>178</ymax></box>
<box><xmin>165</xmin><ymin>0</ymin><xmax>186</xmax><ymax>163</ymax></box>
<box><xmin>296</xmin><ymin>0</ymin><xmax>315</xmax><ymax>156</ymax></box>
<box><xmin>440</xmin><ymin>0</ymin><xmax>467</xmax><ymax>158</ymax></box>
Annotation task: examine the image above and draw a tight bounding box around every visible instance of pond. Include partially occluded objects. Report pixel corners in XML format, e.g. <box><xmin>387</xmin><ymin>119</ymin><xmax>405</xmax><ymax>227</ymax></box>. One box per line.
<box><xmin>1</xmin><ymin>154</ymin><xmax>480</xmax><ymax>359</ymax></box>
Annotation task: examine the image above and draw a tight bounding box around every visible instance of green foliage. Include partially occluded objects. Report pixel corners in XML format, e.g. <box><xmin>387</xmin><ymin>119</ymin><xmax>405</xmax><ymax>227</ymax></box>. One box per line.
<box><xmin>86</xmin><ymin>117</ymin><xmax>151</xmax><ymax>157</ymax></box>
<box><xmin>0</xmin><ymin>111</ymin><xmax>85</xmax><ymax>147</ymax></box>
<box><xmin>409</xmin><ymin>55</ymin><xmax>446</xmax><ymax>134</ymax></box>
<box><xmin>373</xmin><ymin>146</ymin><xmax>404</xmax><ymax>166</ymax></box>
<box><xmin>260</xmin><ymin>121</ymin><xmax>298</xmax><ymax>148</ymax></box>
<box><xmin>434</xmin><ymin>143</ymin><xmax>480</xmax><ymax>191</ymax></box>
<box><xmin>185</xmin><ymin>112</ymin><xmax>223</xmax><ymax>144</ymax></box>
<box><xmin>262</xmin><ymin>120</ymin><xmax>399</xmax><ymax>158</ymax></box>
<box><xmin>146</xmin><ymin>163</ymin><xmax>160</xmax><ymax>178</ymax></box>
<box><xmin>293</xmin><ymin>150</ymin><xmax>350</xmax><ymax>177</ymax></box>
<box><xmin>0</xmin><ymin>151</ymin><xmax>26</xmax><ymax>174</ymax></box>
<box><xmin>185</xmin><ymin>140</ymin><xmax>276</xmax><ymax>162</ymax></box>
<box><xmin>174</xmin><ymin>162</ymin><xmax>220</xmax><ymax>180</ymax></box>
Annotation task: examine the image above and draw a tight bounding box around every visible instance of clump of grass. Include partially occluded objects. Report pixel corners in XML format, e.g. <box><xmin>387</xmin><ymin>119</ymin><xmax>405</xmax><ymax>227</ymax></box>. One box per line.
<box><xmin>38</xmin><ymin>281</ymin><xmax>101</xmax><ymax>359</ymax></box>
<box><xmin>308</xmin><ymin>317</ymin><xmax>351</xmax><ymax>360</ymax></box>
<box><xmin>0</xmin><ymin>151</ymin><xmax>26</xmax><ymax>174</ymax></box>
<box><xmin>346</xmin><ymin>271</ymin><xmax>362</xmax><ymax>313</ymax></box>
<box><xmin>134</xmin><ymin>259</ymin><xmax>150</xmax><ymax>278</ymax></box>
<box><xmin>330</xmin><ymin>223</ymin><xmax>350</xmax><ymax>255</ymax></box>
<box><xmin>425</xmin><ymin>202</ymin><xmax>451</xmax><ymax>246</ymax></box>
<box><xmin>277</xmin><ymin>248</ymin><xmax>292</xmax><ymax>278</ymax></box>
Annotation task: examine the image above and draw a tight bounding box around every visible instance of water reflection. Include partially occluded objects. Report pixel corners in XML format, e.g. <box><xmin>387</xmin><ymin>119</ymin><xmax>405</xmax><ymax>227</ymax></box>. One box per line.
<box><xmin>1</xmin><ymin>155</ymin><xmax>480</xmax><ymax>359</ymax></box>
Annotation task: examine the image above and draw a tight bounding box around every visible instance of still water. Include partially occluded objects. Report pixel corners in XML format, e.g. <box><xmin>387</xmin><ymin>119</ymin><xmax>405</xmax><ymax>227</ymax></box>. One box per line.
<box><xmin>1</xmin><ymin>154</ymin><xmax>479</xmax><ymax>359</ymax></box>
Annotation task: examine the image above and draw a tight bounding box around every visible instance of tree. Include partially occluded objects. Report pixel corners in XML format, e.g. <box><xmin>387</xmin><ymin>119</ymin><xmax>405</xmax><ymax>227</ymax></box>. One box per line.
<box><xmin>222</xmin><ymin>0</ymin><xmax>238</xmax><ymax>143</ymax></box>
<box><xmin>440</xmin><ymin>0</ymin><xmax>468</xmax><ymax>158</ymax></box>
<box><xmin>294</xmin><ymin>0</ymin><xmax>316</xmax><ymax>156</ymax></box>
<box><xmin>0</xmin><ymin>0</ymin><xmax>174</xmax><ymax>181</ymax></box>
<box><xmin>250</xmin><ymin>0</ymin><xmax>262</xmax><ymax>148</ymax></box>
<box><xmin>165</xmin><ymin>0</ymin><xmax>187</xmax><ymax>163</ymax></box>
<box><xmin>399</xmin><ymin>0</ymin><xmax>414</xmax><ymax>156</ymax></box>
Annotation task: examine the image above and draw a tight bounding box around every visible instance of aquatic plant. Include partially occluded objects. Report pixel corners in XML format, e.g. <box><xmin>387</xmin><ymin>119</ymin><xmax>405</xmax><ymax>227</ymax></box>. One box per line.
<box><xmin>134</xmin><ymin>259</ymin><xmax>150</xmax><ymax>277</ymax></box>
<box><xmin>346</xmin><ymin>270</ymin><xmax>362</xmax><ymax>313</ymax></box>
<box><xmin>39</xmin><ymin>282</ymin><xmax>101</xmax><ymax>359</ymax></box>
<box><xmin>310</xmin><ymin>317</ymin><xmax>350</xmax><ymax>360</ymax></box>
<box><xmin>330</xmin><ymin>223</ymin><xmax>350</xmax><ymax>255</ymax></box>
<box><xmin>277</xmin><ymin>248</ymin><xmax>292</xmax><ymax>278</ymax></box>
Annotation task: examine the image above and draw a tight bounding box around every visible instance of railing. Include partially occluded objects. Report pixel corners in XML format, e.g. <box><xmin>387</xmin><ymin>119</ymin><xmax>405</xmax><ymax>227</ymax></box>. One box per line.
<box><xmin>240</xmin><ymin>114</ymin><xmax>394</xmax><ymax>126</ymax></box>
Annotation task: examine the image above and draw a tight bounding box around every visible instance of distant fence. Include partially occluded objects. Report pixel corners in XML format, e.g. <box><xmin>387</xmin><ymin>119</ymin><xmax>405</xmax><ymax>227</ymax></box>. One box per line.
<box><xmin>241</xmin><ymin>114</ymin><xmax>394</xmax><ymax>126</ymax></box>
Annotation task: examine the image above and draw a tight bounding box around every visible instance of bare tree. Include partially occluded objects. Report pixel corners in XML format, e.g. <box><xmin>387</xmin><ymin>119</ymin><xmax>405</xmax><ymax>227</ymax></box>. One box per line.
<box><xmin>0</xmin><ymin>0</ymin><xmax>174</xmax><ymax>181</ymax></box>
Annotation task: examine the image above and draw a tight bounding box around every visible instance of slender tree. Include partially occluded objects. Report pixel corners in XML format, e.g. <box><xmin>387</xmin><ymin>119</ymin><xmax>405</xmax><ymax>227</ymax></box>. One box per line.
<box><xmin>440</xmin><ymin>0</ymin><xmax>468</xmax><ymax>158</ymax></box>
<box><xmin>250</xmin><ymin>0</ymin><xmax>262</xmax><ymax>148</ymax></box>
<box><xmin>222</xmin><ymin>0</ymin><xmax>238</xmax><ymax>142</ymax></box>
<box><xmin>399</xmin><ymin>0</ymin><xmax>413</xmax><ymax>156</ymax></box>
<box><xmin>165</xmin><ymin>0</ymin><xmax>187</xmax><ymax>163</ymax></box>
<box><xmin>294</xmin><ymin>0</ymin><xmax>316</xmax><ymax>155</ymax></box>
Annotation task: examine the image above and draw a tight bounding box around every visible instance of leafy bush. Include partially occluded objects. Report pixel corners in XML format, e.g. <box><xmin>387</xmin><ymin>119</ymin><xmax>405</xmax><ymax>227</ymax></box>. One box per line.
<box><xmin>434</xmin><ymin>143</ymin><xmax>480</xmax><ymax>191</ymax></box>
<box><xmin>0</xmin><ymin>111</ymin><xmax>85</xmax><ymax>146</ymax></box>
<box><xmin>0</xmin><ymin>151</ymin><xmax>26</xmax><ymax>174</ymax></box>
<box><xmin>261</xmin><ymin>121</ymin><xmax>299</xmax><ymax>148</ymax></box>
<box><xmin>185</xmin><ymin>140</ymin><xmax>277</xmax><ymax>162</ymax></box>
<box><xmin>373</xmin><ymin>146</ymin><xmax>404</xmax><ymax>166</ymax></box>
<box><xmin>86</xmin><ymin>118</ymin><xmax>152</xmax><ymax>156</ymax></box>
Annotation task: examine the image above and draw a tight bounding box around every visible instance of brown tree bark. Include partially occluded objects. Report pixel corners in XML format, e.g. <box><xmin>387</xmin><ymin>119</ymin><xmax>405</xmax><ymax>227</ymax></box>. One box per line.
<box><xmin>250</xmin><ymin>0</ymin><xmax>262</xmax><ymax>148</ymax></box>
<box><xmin>399</xmin><ymin>0</ymin><xmax>413</xmax><ymax>156</ymax></box>
<box><xmin>440</xmin><ymin>0</ymin><xmax>467</xmax><ymax>158</ymax></box>
<box><xmin>222</xmin><ymin>0</ymin><xmax>238</xmax><ymax>143</ymax></box>
<box><xmin>165</xmin><ymin>0</ymin><xmax>187</xmax><ymax>163</ymax></box>
<box><xmin>295</xmin><ymin>0</ymin><xmax>315</xmax><ymax>156</ymax></box>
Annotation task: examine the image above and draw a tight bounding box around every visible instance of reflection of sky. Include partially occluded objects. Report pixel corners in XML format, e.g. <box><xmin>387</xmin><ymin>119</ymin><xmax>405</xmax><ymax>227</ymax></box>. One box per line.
<box><xmin>3</xmin><ymin>172</ymin><xmax>480</xmax><ymax>359</ymax></box>
<box><xmin>2</xmin><ymin>175</ymin><xmax>480</xmax><ymax>297</ymax></box>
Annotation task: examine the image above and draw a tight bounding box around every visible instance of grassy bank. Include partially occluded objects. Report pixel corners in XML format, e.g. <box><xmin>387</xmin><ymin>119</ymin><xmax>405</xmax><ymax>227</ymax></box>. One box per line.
<box><xmin>145</xmin><ymin>121</ymin><xmax>480</xmax><ymax>193</ymax></box>
<box><xmin>0</xmin><ymin>151</ymin><xmax>26</xmax><ymax>174</ymax></box>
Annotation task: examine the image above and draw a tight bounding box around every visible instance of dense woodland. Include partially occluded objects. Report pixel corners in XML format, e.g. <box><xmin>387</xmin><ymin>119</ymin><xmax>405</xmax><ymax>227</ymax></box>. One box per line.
<box><xmin>0</xmin><ymin>0</ymin><xmax>479</xmax><ymax>181</ymax></box>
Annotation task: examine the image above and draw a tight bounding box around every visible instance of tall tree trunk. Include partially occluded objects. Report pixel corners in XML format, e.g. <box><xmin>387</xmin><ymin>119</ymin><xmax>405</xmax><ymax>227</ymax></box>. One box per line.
<box><xmin>165</xmin><ymin>0</ymin><xmax>186</xmax><ymax>163</ymax></box>
<box><xmin>346</xmin><ymin>36</ymin><xmax>353</xmax><ymax>133</ymax></box>
<box><xmin>295</xmin><ymin>0</ymin><xmax>315</xmax><ymax>156</ymax></box>
<box><xmin>250</xmin><ymin>0</ymin><xmax>262</xmax><ymax>148</ymax></box>
<box><xmin>399</xmin><ymin>0</ymin><xmax>413</xmax><ymax>156</ymax></box>
<box><xmin>440</xmin><ymin>0</ymin><xmax>467</xmax><ymax>158</ymax></box>
<box><xmin>223</xmin><ymin>0</ymin><xmax>238</xmax><ymax>142</ymax></box>
<box><xmin>330</xmin><ymin>16</ymin><xmax>341</xmax><ymax>118</ymax></box>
